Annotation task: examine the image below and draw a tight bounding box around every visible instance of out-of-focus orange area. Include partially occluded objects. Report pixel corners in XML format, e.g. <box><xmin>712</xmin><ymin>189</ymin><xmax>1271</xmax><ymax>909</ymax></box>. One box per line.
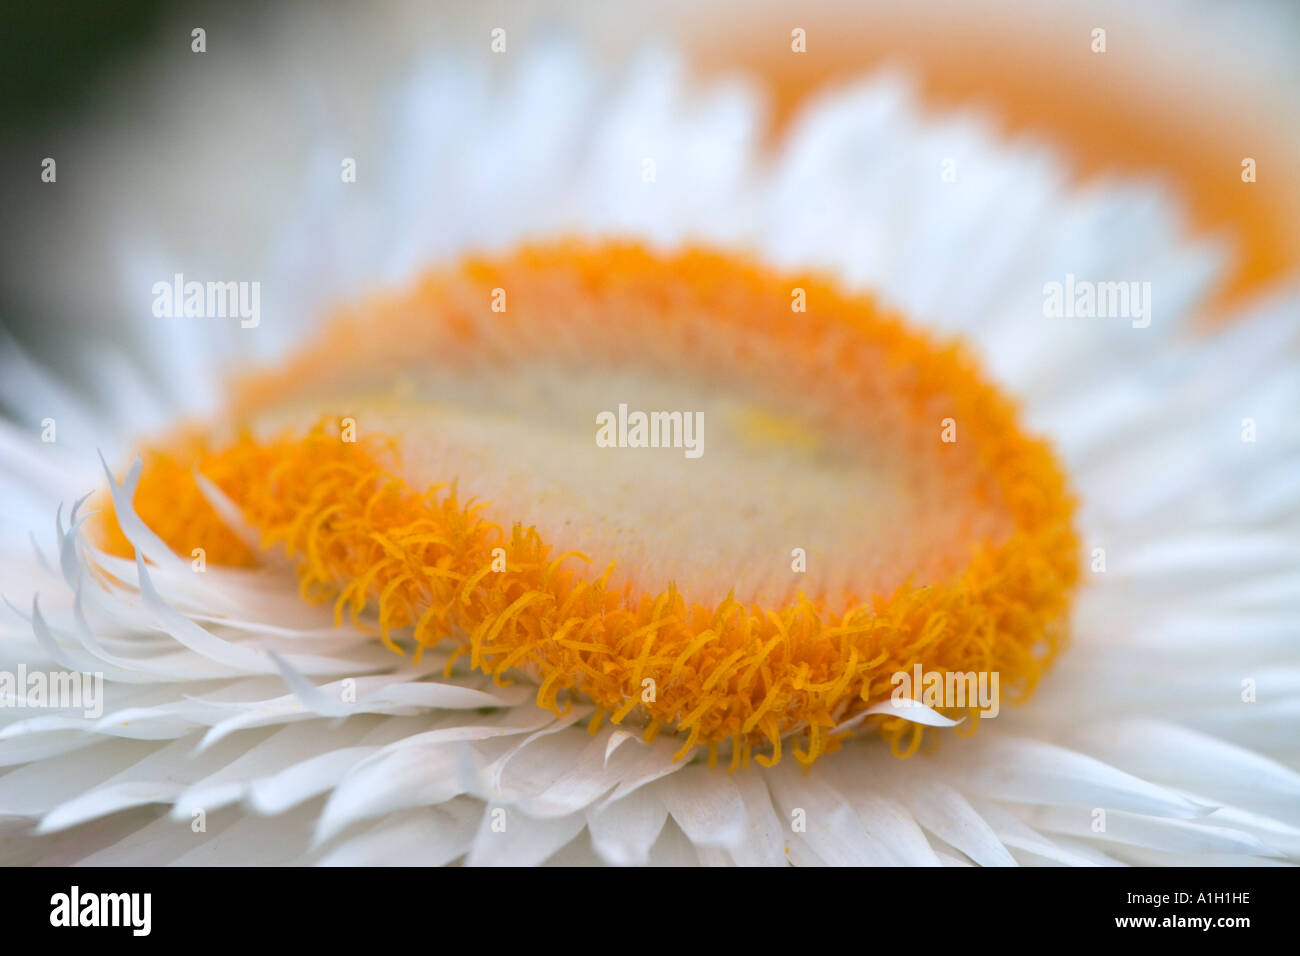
<box><xmin>96</xmin><ymin>433</ymin><xmax>260</xmax><ymax>569</ymax></box>
<box><xmin>694</xmin><ymin>10</ymin><xmax>1299</xmax><ymax>314</ymax></box>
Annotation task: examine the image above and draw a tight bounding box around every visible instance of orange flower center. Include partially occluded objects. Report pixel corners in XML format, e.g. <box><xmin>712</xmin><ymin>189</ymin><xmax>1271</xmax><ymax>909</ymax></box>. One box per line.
<box><xmin>97</xmin><ymin>243</ymin><xmax>1080</xmax><ymax>768</ymax></box>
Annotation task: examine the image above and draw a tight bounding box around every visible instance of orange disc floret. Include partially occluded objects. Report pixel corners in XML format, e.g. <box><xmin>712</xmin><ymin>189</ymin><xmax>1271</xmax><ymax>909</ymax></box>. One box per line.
<box><xmin>96</xmin><ymin>242</ymin><xmax>1080</xmax><ymax>769</ymax></box>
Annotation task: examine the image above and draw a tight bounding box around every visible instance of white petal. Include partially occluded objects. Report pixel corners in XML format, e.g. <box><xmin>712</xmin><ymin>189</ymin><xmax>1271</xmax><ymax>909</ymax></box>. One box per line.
<box><xmin>586</xmin><ymin>787</ymin><xmax>668</xmax><ymax>866</ymax></box>
<box><xmin>658</xmin><ymin>762</ymin><xmax>749</xmax><ymax>849</ymax></box>
<box><xmin>465</xmin><ymin>807</ymin><xmax>587</xmax><ymax>867</ymax></box>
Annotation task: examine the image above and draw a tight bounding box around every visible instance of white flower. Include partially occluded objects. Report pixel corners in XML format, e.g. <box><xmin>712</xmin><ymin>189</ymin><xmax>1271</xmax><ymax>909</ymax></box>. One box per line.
<box><xmin>0</xmin><ymin>6</ymin><xmax>1296</xmax><ymax>866</ymax></box>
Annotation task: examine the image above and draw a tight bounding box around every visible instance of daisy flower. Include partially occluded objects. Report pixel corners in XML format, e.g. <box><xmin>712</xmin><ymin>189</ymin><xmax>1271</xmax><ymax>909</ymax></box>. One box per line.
<box><xmin>0</xmin><ymin>1</ymin><xmax>1297</xmax><ymax>868</ymax></box>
